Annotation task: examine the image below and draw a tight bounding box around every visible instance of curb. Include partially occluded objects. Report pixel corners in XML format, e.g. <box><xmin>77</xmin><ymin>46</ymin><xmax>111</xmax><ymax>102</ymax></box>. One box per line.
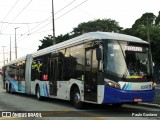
<box><xmin>138</xmin><ymin>102</ymin><xmax>160</xmax><ymax>109</ymax></box>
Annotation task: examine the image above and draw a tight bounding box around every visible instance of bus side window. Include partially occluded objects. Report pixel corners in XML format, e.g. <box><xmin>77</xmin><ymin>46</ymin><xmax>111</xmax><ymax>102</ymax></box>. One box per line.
<box><xmin>63</xmin><ymin>48</ymin><xmax>71</xmax><ymax>81</ymax></box>
<box><xmin>57</xmin><ymin>52</ymin><xmax>65</xmax><ymax>81</ymax></box>
<box><xmin>63</xmin><ymin>57</ymin><xmax>71</xmax><ymax>80</ymax></box>
<box><xmin>61</xmin><ymin>45</ymin><xmax>85</xmax><ymax>81</ymax></box>
<box><xmin>69</xmin><ymin>45</ymin><xmax>85</xmax><ymax>80</ymax></box>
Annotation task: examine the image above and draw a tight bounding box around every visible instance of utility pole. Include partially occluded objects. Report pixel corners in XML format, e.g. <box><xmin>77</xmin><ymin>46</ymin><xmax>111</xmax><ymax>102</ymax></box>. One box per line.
<box><xmin>52</xmin><ymin>0</ymin><xmax>56</xmax><ymax>45</ymax></box>
<box><xmin>15</xmin><ymin>27</ymin><xmax>19</xmax><ymax>59</ymax></box>
<box><xmin>1</xmin><ymin>46</ymin><xmax>6</xmax><ymax>65</ymax></box>
<box><xmin>6</xmin><ymin>58</ymin><xmax>8</xmax><ymax>63</ymax></box>
<box><xmin>146</xmin><ymin>19</ymin><xmax>150</xmax><ymax>44</ymax></box>
<box><xmin>146</xmin><ymin>18</ymin><xmax>153</xmax><ymax>74</ymax></box>
<box><xmin>10</xmin><ymin>35</ymin><xmax>11</xmax><ymax>61</ymax></box>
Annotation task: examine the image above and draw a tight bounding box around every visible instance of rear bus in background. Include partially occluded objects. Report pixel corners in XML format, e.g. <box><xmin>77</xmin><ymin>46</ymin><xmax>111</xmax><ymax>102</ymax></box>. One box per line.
<box><xmin>2</xmin><ymin>32</ymin><xmax>156</xmax><ymax>108</ymax></box>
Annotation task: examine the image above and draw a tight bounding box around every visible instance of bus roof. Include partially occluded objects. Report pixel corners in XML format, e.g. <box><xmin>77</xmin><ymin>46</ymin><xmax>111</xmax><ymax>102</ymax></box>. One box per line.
<box><xmin>3</xmin><ymin>32</ymin><xmax>148</xmax><ymax>66</ymax></box>
<box><xmin>32</xmin><ymin>32</ymin><xmax>148</xmax><ymax>57</ymax></box>
<box><xmin>83</xmin><ymin>32</ymin><xmax>148</xmax><ymax>43</ymax></box>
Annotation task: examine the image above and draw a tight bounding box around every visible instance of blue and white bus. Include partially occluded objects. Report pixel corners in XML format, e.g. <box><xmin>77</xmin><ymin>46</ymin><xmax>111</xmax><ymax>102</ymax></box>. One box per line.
<box><xmin>2</xmin><ymin>32</ymin><xmax>156</xmax><ymax>108</ymax></box>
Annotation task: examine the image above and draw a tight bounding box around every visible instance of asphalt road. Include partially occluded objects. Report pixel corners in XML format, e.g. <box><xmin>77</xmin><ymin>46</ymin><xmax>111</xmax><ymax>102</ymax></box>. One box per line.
<box><xmin>0</xmin><ymin>76</ymin><xmax>159</xmax><ymax>120</ymax></box>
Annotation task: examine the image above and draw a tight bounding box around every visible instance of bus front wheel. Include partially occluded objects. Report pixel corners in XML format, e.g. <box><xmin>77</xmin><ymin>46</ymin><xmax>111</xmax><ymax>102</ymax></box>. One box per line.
<box><xmin>71</xmin><ymin>88</ymin><xmax>83</xmax><ymax>109</ymax></box>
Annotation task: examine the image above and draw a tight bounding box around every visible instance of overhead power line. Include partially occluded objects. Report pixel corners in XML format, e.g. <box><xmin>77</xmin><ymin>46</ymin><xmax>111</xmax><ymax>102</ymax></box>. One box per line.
<box><xmin>55</xmin><ymin>0</ymin><xmax>89</xmax><ymax>21</ymax></box>
<box><xmin>20</xmin><ymin>0</ymin><xmax>77</xmax><ymax>36</ymax></box>
<box><xmin>11</xmin><ymin>0</ymin><xmax>78</xmax><ymax>43</ymax></box>
<box><xmin>2</xmin><ymin>0</ymin><xmax>33</xmax><ymax>32</ymax></box>
<box><xmin>0</xmin><ymin>20</ymin><xmax>52</xmax><ymax>25</ymax></box>
<box><xmin>55</xmin><ymin>0</ymin><xmax>76</xmax><ymax>15</ymax></box>
<box><xmin>10</xmin><ymin>0</ymin><xmax>33</xmax><ymax>23</ymax></box>
<box><xmin>1</xmin><ymin>0</ymin><xmax>75</xmax><ymax>34</ymax></box>
<box><xmin>4</xmin><ymin>0</ymin><xmax>89</xmax><ymax>47</ymax></box>
<box><xmin>16</xmin><ymin>0</ymin><xmax>89</xmax><ymax>44</ymax></box>
<box><xmin>0</xmin><ymin>0</ymin><xmax>20</xmax><ymax>32</ymax></box>
<box><xmin>23</xmin><ymin>0</ymin><xmax>89</xmax><ymax>38</ymax></box>
<box><xmin>1</xmin><ymin>0</ymin><xmax>20</xmax><ymax>21</ymax></box>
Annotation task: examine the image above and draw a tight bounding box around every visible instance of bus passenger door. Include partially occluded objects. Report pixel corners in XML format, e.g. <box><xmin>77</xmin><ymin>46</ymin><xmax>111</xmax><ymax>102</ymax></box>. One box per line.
<box><xmin>84</xmin><ymin>48</ymin><xmax>98</xmax><ymax>102</ymax></box>
<box><xmin>49</xmin><ymin>58</ymin><xmax>58</xmax><ymax>96</ymax></box>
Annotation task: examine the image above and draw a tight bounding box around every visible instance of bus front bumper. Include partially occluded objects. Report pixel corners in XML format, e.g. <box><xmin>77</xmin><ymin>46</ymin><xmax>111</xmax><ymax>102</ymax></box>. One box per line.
<box><xmin>102</xmin><ymin>86</ymin><xmax>156</xmax><ymax>104</ymax></box>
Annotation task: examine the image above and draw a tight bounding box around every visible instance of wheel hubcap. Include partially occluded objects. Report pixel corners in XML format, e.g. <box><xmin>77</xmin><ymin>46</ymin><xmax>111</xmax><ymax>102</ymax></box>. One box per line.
<box><xmin>74</xmin><ymin>93</ymin><xmax>80</xmax><ymax>103</ymax></box>
<box><xmin>37</xmin><ymin>90</ymin><xmax>40</xmax><ymax>98</ymax></box>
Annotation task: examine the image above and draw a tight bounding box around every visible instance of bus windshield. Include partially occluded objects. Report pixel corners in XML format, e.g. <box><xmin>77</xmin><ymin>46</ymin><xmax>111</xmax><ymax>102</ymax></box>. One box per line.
<box><xmin>103</xmin><ymin>41</ymin><xmax>152</xmax><ymax>81</ymax></box>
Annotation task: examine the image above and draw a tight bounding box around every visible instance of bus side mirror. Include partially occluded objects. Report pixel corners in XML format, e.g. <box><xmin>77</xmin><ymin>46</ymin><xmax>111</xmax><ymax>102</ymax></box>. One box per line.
<box><xmin>96</xmin><ymin>48</ymin><xmax>102</xmax><ymax>60</ymax></box>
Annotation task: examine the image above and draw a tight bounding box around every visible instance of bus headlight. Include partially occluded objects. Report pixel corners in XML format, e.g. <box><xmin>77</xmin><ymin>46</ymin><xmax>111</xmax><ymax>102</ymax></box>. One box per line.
<box><xmin>152</xmin><ymin>82</ymin><xmax>157</xmax><ymax>88</ymax></box>
<box><xmin>105</xmin><ymin>79</ymin><xmax>121</xmax><ymax>89</ymax></box>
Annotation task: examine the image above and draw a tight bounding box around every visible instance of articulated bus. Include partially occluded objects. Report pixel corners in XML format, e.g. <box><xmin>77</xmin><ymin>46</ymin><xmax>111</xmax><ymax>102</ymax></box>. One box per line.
<box><xmin>2</xmin><ymin>32</ymin><xmax>156</xmax><ymax>108</ymax></box>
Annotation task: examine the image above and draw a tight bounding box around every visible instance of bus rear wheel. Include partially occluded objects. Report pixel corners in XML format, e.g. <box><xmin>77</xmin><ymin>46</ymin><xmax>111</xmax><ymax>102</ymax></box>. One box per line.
<box><xmin>9</xmin><ymin>84</ymin><xmax>13</xmax><ymax>93</ymax></box>
<box><xmin>71</xmin><ymin>88</ymin><xmax>83</xmax><ymax>109</ymax></box>
<box><xmin>6</xmin><ymin>84</ymin><xmax>9</xmax><ymax>93</ymax></box>
<box><xmin>36</xmin><ymin>86</ymin><xmax>43</xmax><ymax>101</ymax></box>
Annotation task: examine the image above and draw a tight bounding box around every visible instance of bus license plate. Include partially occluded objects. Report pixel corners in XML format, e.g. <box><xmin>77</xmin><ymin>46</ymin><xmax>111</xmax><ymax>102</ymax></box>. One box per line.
<box><xmin>134</xmin><ymin>98</ymin><xmax>142</xmax><ymax>102</ymax></box>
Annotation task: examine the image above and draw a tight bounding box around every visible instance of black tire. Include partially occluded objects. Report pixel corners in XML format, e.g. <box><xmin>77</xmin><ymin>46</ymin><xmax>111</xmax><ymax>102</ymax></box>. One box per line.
<box><xmin>3</xmin><ymin>80</ymin><xmax>5</xmax><ymax>89</ymax></box>
<box><xmin>6</xmin><ymin>84</ymin><xmax>9</xmax><ymax>93</ymax></box>
<box><xmin>36</xmin><ymin>86</ymin><xmax>43</xmax><ymax>101</ymax></box>
<box><xmin>9</xmin><ymin>84</ymin><xmax>13</xmax><ymax>93</ymax></box>
<box><xmin>71</xmin><ymin>88</ymin><xmax>83</xmax><ymax>109</ymax></box>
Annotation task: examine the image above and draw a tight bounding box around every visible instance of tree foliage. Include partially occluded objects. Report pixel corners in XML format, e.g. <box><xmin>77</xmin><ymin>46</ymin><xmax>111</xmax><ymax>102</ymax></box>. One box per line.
<box><xmin>155</xmin><ymin>11</ymin><xmax>160</xmax><ymax>26</ymax></box>
<box><xmin>38</xmin><ymin>13</ymin><xmax>160</xmax><ymax>64</ymax></box>
<box><xmin>38</xmin><ymin>35</ymin><xmax>53</xmax><ymax>50</ymax></box>
<box><xmin>123</xmin><ymin>12</ymin><xmax>160</xmax><ymax>64</ymax></box>
<box><xmin>38</xmin><ymin>19</ymin><xmax>122</xmax><ymax>50</ymax></box>
<box><xmin>72</xmin><ymin>19</ymin><xmax>122</xmax><ymax>36</ymax></box>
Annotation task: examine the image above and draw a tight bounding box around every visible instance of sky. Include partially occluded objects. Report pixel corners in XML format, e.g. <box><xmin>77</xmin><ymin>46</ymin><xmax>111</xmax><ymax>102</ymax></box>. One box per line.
<box><xmin>0</xmin><ymin>0</ymin><xmax>159</xmax><ymax>67</ymax></box>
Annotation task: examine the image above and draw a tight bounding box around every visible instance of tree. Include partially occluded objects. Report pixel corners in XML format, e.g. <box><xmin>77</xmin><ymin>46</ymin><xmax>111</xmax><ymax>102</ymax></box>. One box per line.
<box><xmin>38</xmin><ymin>19</ymin><xmax>122</xmax><ymax>50</ymax></box>
<box><xmin>38</xmin><ymin>35</ymin><xmax>53</xmax><ymax>50</ymax></box>
<box><xmin>72</xmin><ymin>19</ymin><xmax>122</xmax><ymax>36</ymax></box>
<box><xmin>55</xmin><ymin>33</ymin><xmax>70</xmax><ymax>44</ymax></box>
<box><xmin>123</xmin><ymin>12</ymin><xmax>160</xmax><ymax>64</ymax></box>
<box><xmin>132</xmin><ymin>13</ymin><xmax>156</xmax><ymax>29</ymax></box>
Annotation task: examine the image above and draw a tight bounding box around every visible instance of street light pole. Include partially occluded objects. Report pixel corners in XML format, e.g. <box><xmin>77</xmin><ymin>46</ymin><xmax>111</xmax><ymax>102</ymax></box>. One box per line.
<box><xmin>10</xmin><ymin>35</ymin><xmax>11</xmax><ymax>61</ymax></box>
<box><xmin>15</xmin><ymin>27</ymin><xmax>19</xmax><ymax>59</ymax></box>
<box><xmin>52</xmin><ymin>0</ymin><xmax>56</xmax><ymax>45</ymax></box>
<box><xmin>1</xmin><ymin>46</ymin><xmax>6</xmax><ymax>65</ymax></box>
